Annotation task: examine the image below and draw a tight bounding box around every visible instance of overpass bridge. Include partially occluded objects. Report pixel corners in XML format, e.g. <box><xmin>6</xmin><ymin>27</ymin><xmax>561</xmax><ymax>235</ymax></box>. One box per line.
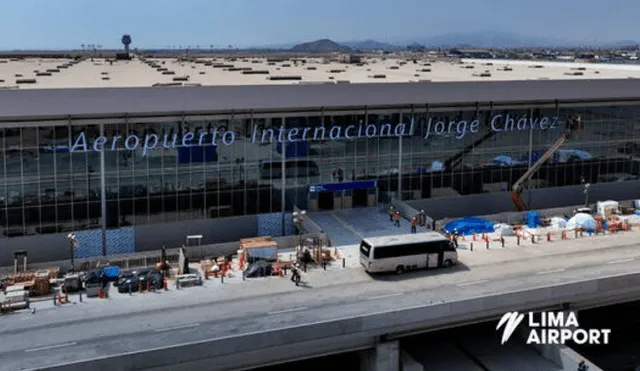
<box><xmin>0</xmin><ymin>233</ymin><xmax>638</xmax><ymax>371</ymax></box>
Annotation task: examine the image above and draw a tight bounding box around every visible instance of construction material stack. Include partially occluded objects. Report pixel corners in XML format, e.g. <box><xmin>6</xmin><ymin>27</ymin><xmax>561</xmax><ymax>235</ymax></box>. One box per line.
<box><xmin>3</xmin><ymin>268</ymin><xmax>59</xmax><ymax>297</ymax></box>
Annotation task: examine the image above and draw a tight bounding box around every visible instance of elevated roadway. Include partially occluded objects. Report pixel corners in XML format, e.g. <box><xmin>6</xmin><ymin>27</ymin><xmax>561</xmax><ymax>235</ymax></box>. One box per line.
<box><xmin>0</xmin><ymin>232</ymin><xmax>639</xmax><ymax>371</ymax></box>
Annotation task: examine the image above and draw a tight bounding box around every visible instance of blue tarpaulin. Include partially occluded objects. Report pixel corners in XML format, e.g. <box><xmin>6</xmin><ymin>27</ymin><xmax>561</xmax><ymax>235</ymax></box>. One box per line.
<box><xmin>444</xmin><ymin>217</ymin><xmax>494</xmax><ymax>235</ymax></box>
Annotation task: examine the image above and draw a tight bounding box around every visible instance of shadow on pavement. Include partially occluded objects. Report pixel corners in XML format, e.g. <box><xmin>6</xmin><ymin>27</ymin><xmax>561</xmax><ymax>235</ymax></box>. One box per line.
<box><xmin>369</xmin><ymin>262</ymin><xmax>471</xmax><ymax>282</ymax></box>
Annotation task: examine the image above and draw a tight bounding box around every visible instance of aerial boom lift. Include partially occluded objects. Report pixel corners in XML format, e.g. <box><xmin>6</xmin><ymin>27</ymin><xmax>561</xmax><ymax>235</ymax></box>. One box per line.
<box><xmin>510</xmin><ymin>116</ymin><xmax>582</xmax><ymax>211</ymax></box>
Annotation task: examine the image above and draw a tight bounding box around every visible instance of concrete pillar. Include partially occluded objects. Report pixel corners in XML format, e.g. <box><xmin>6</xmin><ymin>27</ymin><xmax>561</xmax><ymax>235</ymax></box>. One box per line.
<box><xmin>343</xmin><ymin>195</ymin><xmax>353</xmax><ymax>209</ymax></box>
<box><xmin>334</xmin><ymin>196</ymin><xmax>343</xmax><ymax>210</ymax></box>
<box><xmin>360</xmin><ymin>341</ymin><xmax>400</xmax><ymax>371</ymax></box>
<box><xmin>367</xmin><ymin>194</ymin><xmax>376</xmax><ymax>207</ymax></box>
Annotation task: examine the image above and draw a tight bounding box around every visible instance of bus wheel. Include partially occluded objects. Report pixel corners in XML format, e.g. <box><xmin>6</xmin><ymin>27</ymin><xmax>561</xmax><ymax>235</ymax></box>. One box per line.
<box><xmin>443</xmin><ymin>259</ymin><xmax>453</xmax><ymax>268</ymax></box>
<box><xmin>395</xmin><ymin>265</ymin><xmax>405</xmax><ymax>275</ymax></box>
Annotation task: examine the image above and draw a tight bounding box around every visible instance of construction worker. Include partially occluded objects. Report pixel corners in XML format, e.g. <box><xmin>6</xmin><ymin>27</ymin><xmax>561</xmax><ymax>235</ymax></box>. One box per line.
<box><xmin>394</xmin><ymin>211</ymin><xmax>401</xmax><ymax>227</ymax></box>
<box><xmin>577</xmin><ymin>360</ymin><xmax>588</xmax><ymax>371</ymax></box>
<box><xmin>388</xmin><ymin>206</ymin><xmax>395</xmax><ymax>221</ymax></box>
<box><xmin>411</xmin><ymin>217</ymin><xmax>418</xmax><ymax>233</ymax></box>
<box><xmin>452</xmin><ymin>229</ymin><xmax>459</xmax><ymax>248</ymax></box>
<box><xmin>291</xmin><ymin>263</ymin><xmax>301</xmax><ymax>286</ymax></box>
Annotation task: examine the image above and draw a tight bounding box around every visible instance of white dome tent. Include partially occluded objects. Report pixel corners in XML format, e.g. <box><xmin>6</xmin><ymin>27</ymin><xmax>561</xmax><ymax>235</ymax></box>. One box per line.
<box><xmin>566</xmin><ymin>213</ymin><xmax>598</xmax><ymax>231</ymax></box>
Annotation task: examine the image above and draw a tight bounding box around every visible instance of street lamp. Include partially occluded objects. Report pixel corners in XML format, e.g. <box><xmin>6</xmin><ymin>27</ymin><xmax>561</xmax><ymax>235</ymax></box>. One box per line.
<box><xmin>580</xmin><ymin>176</ymin><xmax>591</xmax><ymax>207</ymax></box>
<box><xmin>583</xmin><ymin>182</ymin><xmax>591</xmax><ymax>207</ymax></box>
<box><xmin>292</xmin><ymin>210</ymin><xmax>307</xmax><ymax>235</ymax></box>
<box><xmin>67</xmin><ymin>233</ymin><xmax>79</xmax><ymax>272</ymax></box>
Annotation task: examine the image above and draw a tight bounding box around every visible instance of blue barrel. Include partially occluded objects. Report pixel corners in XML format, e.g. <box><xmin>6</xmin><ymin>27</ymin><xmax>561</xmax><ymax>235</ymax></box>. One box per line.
<box><xmin>525</xmin><ymin>212</ymin><xmax>541</xmax><ymax>229</ymax></box>
<box><xmin>102</xmin><ymin>266</ymin><xmax>120</xmax><ymax>278</ymax></box>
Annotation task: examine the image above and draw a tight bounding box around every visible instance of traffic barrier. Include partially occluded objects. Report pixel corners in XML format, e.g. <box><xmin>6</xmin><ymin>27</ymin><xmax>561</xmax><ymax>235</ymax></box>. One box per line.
<box><xmin>98</xmin><ymin>288</ymin><xmax>104</xmax><ymax>299</ymax></box>
<box><xmin>57</xmin><ymin>294</ymin><xmax>63</xmax><ymax>305</ymax></box>
<box><xmin>146</xmin><ymin>280</ymin><xmax>151</xmax><ymax>292</ymax></box>
<box><xmin>275</xmin><ymin>265</ymin><xmax>283</xmax><ymax>278</ymax></box>
<box><xmin>138</xmin><ymin>281</ymin><xmax>143</xmax><ymax>293</ymax></box>
<box><xmin>163</xmin><ymin>278</ymin><xmax>168</xmax><ymax>291</ymax></box>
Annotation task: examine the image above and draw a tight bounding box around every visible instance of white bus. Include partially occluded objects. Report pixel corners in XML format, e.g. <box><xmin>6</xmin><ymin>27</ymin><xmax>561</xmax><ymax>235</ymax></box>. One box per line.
<box><xmin>360</xmin><ymin>232</ymin><xmax>458</xmax><ymax>274</ymax></box>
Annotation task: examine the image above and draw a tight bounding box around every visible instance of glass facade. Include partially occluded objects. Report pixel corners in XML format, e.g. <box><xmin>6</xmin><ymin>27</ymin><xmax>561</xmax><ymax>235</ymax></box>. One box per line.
<box><xmin>1</xmin><ymin>102</ymin><xmax>639</xmax><ymax>239</ymax></box>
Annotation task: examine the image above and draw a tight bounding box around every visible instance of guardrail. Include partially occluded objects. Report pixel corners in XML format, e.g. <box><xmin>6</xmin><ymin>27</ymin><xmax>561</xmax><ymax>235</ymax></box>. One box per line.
<box><xmin>38</xmin><ymin>271</ymin><xmax>640</xmax><ymax>371</ymax></box>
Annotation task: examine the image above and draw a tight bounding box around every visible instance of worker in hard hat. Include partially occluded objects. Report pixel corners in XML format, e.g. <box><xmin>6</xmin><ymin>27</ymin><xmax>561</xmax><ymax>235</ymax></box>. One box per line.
<box><xmin>577</xmin><ymin>360</ymin><xmax>588</xmax><ymax>371</ymax></box>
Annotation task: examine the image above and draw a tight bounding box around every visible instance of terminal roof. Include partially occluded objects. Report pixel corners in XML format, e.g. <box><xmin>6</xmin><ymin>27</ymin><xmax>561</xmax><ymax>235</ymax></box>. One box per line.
<box><xmin>2</xmin><ymin>57</ymin><xmax>640</xmax><ymax>89</ymax></box>
<box><xmin>1</xmin><ymin>78</ymin><xmax>640</xmax><ymax>120</ymax></box>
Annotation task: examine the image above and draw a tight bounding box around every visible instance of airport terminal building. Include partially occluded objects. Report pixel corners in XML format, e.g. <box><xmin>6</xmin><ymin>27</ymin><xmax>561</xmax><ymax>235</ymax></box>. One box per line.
<box><xmin>1</xmin><ymin>56</ymin><xmax>640</xmax><ymax>264</ymax></box>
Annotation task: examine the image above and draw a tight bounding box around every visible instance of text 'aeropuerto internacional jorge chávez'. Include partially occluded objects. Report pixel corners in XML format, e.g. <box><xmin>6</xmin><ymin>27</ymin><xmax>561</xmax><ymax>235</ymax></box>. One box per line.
<box><xmin>68</xmin><ymin>113</ymin><xmax>559</xmax><ymax>156</ymax></box>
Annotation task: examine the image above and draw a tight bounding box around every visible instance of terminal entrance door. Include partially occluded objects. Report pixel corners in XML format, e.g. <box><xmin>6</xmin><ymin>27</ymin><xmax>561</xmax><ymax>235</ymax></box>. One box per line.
<box><xmin>317</xmin><ymin>191</ymin><xmax>334</xmax><ymax>210</ymax></box>
<box><xmin>309</xmin><ymin>181</ymin><xmax>377</xmax><ymax>211</ymax></box>
<box><xmin>352</xmin><ymin>188</ymin><xmax>368</xmax><ymax>207</ymax></box>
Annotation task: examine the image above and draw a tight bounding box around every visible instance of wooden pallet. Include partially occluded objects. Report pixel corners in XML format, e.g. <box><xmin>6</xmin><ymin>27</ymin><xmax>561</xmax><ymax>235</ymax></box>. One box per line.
<box><xmin>240</xmin><ymin>236</ymin><xmax>277</xmax><ymax>250</ymax></box>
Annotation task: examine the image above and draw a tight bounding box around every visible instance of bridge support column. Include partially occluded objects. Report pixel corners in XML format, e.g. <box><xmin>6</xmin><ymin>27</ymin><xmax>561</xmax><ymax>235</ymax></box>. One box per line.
<box><xmin>359</xmin><ymin>340</ymin><xmax>399</xmax><ymax>371</ymax></box>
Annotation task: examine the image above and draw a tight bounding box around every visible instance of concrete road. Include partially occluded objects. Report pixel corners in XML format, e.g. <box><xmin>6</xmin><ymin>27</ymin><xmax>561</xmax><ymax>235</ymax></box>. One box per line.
<box><xmin>1</xmin><ymin>233</ymin><xmax>639</xmax><ymax>370</ymax></box>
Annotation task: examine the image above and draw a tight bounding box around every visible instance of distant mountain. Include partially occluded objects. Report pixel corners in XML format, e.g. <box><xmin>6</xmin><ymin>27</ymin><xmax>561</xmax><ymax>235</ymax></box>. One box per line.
<box><xmin>253</xmin><ymin>42</ymin><xmax>296</xmax><ymax>49</ymax></box>
<box><xmin>402</xmin><ymin>31</ymin><xmax>570</xmax><ymax>48</ymax></box>
<box><xmin>602</xmin><ymin>40</ymin><xmax>639</xmax><ymax>48</ymax></box>
<box><xmin>290</xmin><ymin>39</ymin><xmax>352</xmax><ymax>53</ymax></box>
<box><xmin>340</xmin><ymin>39</ymin><xmax>399</xmax><ymax>51</ymax></box>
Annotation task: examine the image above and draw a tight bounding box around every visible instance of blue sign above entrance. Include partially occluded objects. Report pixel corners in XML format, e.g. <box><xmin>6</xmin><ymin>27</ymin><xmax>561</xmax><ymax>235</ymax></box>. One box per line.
<box><xmin>309</xmin><ymin>181</ymin><xmax>377</xmax><ymax>193</ymax></box>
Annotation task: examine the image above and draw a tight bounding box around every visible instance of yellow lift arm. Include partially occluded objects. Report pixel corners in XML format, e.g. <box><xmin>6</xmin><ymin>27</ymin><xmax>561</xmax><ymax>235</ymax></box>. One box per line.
<box><xmin>510</xmin><ymin>116</ymin><xmax>582</xmax><ymax>211</ymax></box>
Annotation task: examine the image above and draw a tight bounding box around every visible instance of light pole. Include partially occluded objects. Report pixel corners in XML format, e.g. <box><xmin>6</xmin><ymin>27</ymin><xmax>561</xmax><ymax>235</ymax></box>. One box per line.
<box><xmin>582</xmin><ymin>181</ymin><xmax>591</xmax><ymax>207</ymax></box>
<box><xmin>67</xmin><ymin>233</ymin><xmax>79</xmax><ymax>272</ymax></box>
<box><xmin>292</xmin><ymin>210</ymin><xmax>307</xmax><ymax>235</ymax></box>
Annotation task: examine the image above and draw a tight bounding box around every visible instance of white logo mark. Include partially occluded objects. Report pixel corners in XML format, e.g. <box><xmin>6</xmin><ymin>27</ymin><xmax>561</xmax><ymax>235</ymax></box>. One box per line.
<box><xmin>496</xmin><ymin>311</ymin><xmax>525</xmax><ymax>344</ymax></box>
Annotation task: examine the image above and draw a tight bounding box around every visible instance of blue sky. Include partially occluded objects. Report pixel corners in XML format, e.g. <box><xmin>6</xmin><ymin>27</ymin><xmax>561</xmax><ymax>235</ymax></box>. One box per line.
<box><xmin>1</xmin><ymin>0</ymin><xmax>638</xmax><ymax>49</ymax></box>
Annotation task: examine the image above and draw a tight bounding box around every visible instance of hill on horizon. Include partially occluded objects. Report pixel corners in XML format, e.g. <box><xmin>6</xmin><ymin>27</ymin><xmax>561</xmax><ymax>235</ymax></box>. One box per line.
<box><xmin>290</xmin><ymin>39</ymin><xmax>352</xmax><ymax>53</ymax></box>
